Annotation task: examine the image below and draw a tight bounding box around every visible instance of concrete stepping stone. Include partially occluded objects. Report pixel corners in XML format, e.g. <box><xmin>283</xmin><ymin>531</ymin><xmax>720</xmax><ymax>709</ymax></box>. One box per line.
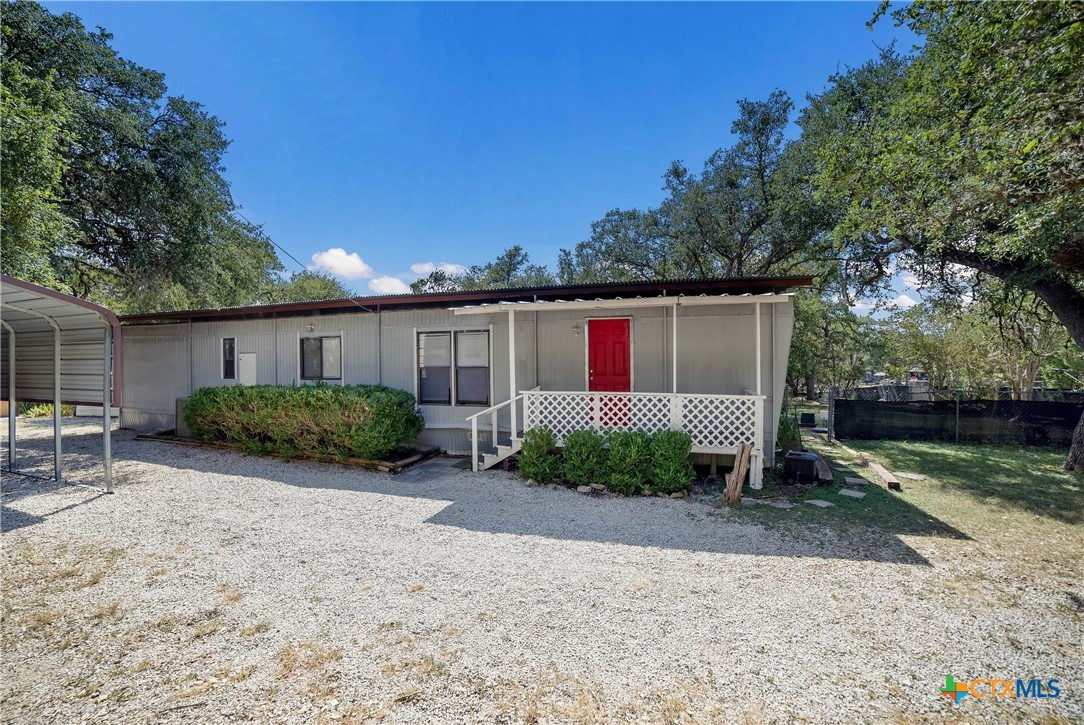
<box><xmin>741</xmin><ymin>496</ymin><xmax>760</xmax><ymax>506</ymax></box>
<box><xmin>764</xmin><ymin>500</ymin><xmax>795</xmax><ymax>509</ymax></box>
<box><xmin>894</xmin><ymin>472</ymin><xmax>927</xmax><ymax>481</ymax></box>
<box><xmin>805</xmin><ymin>499</ymin><xmax>834</xmax><ymax>508</ymax></box>
<box><xmin>843</xmin><ymin>476</ymin><xmax>869</xmax><ymax>487</ymax></box>
<box><xmin>839</xmin><ymin>488</ymin><xmax>866</xmax><ymax>499</ymax></box>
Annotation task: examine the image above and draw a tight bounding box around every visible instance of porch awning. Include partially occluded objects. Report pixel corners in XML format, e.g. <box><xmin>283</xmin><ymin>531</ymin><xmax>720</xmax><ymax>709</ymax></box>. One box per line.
<box><xmin>452</xmin><ymin>292</ymin><xmax>791</xmax><ymax>315</ymax></box>
<box><xmin>1</xmin><ymin>274</ymin><xmax>120</xmax><ymax>491</ymax></box>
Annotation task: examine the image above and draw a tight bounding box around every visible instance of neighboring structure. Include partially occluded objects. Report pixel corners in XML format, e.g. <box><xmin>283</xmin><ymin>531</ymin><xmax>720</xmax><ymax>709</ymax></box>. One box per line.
<box><xmin>119</xmin><ymin>276</ymin><xmax>811</xmax><ymax>486</ymax></box>
<box><xmin>0</xmin><ymin>275</ymin><xmax>121</xmax><ymax>491</ymax></box>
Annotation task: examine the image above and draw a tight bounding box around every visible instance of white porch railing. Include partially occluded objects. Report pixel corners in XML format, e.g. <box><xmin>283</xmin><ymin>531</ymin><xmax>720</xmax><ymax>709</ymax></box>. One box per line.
<box><xmin>465</xmin><ymin>394</ymin><xmax>523</xmax><ymax>472</ymax></box>
<box><xmin>521</xmin><ymin>390</ymin><xmax>766</xmax><ymax>488</ymax></box>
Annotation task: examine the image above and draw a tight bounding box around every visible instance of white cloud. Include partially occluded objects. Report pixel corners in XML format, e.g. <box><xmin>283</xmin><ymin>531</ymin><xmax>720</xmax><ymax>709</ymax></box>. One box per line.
<box><xmin>410</xmin><ymin>261</ymin><xmax>467</xmax><ymax>276</ymax></box>
<box><xmin>369</xmin><ymin>276</ymin><xmax>411</xmax><ymax>294</ymax></box>
<box><xmin>309</xmin><ymin>248</ymin><xmax>374</xmax><ymax>280</ymax></box>
<box><xmin>850</xmin><ymin>300</ymin><xmax>875</xmax><ymax>312</ymax></box>
<box><xmin>889</xmin><ymin>293</ymin><xmax>919</xmax><ymax>309</ymax></box>
<box><xmin>903</xmin><ymin>275</ymin><xmax>921</xmax><ymax>290</ymax></box>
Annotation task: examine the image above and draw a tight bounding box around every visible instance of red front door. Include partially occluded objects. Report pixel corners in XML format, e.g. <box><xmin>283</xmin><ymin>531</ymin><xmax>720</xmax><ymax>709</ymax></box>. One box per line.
<box><xmin>588</xmin><ymin>319</ymin><xmax>631</xmax><ymax>392</ymax></box>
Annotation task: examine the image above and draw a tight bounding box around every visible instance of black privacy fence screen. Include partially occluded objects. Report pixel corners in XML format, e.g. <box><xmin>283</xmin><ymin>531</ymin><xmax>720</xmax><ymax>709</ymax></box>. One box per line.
<box><xmin>833</xmin><ymin>398</ymin><xmax>1083</xmax><ymax>447</ymax></box>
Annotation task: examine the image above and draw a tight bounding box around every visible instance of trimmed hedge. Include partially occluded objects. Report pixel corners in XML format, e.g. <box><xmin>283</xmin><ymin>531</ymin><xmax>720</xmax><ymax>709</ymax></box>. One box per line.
<box><xmin>517</xmin><ymin>427</ymin><xmax>562</xmax><ymax>484</ymax></box>
<box><xmin>607</xmin><ymin>430</ymin><xmax>653</xmax><ymax>494</ymax></box>
<box><xmin>516</xmin><ymin>427</ymin><xmax>700</xmax><ymax>493</ymax></box>
<box><xmin>562</xmin><ymin>429</ymin><xmax>608</xmax><ymax>487</ymax></box>
<box><xmin>649</xmin><ymin>430</ymin><xmax>695</xmax><ymax>493</ymax></box>
<box><xmin>182</xmin><ymin>383</ymin><xmax>424</xmax><ymax>461</ymax></box>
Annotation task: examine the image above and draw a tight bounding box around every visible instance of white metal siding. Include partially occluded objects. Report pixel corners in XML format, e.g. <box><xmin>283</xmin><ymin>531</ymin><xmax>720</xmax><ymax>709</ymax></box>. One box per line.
<box><xmin>118</xmin><ymin>299</ymin><xmax>797</xmax><ymax>462</ymax></box>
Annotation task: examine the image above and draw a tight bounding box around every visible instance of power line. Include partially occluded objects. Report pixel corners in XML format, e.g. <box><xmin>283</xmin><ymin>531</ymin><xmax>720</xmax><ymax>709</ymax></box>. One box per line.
<box><xmin>232</xmin><ymin>210</ymin><xmax>375</xmax><ymax>313</ymax></box>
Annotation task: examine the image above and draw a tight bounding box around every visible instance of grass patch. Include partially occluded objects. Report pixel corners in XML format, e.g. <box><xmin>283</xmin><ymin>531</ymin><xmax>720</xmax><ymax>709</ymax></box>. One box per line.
<box><xmin>240</xmin><ymin>621</ymin><xmax>271</xmax><ymax>637</ymax></box>
<box><xmin>192</xmin><ymin>620</ymin><xmax>220</xmax><ymax>639</ymax></box>
<box><xmin>90</xmin><ymin>601</ymin><xmax>126</xmax><ymax>623</ymax></box>
<box><xmin>275</xmin><ymin>641</ymin><xmax>343</xmax><ymax>678</ymax></box>
<box><xmin>737</xmin><ymin>436</ymin><xmax>1083</xmax><ymax>578</ymax></box>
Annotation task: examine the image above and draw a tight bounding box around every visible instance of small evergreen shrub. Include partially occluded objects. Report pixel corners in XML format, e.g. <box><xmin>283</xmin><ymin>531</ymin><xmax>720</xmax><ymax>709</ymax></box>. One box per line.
<box><xmin>777</xmin><ymin>412</ymin><xmax>802</xmax><ymax>456</ymax></box>
<box><xmin>607</xmin><ymin>430</ymin><xmax>653</xmax><ymax>494</ymax></box>
<box><xmin>562</xmin><ymin>429</ymin><xmax>608</xmax><ymax>487</ymax></box>
<box><xmin>517</xmin><ymin>427</ymin><xmax>561</xmax><ymax>483</ymax></box>
<box><xmin>650</xmin><ymin>430</ymin><xmax>695</xmax><ymax>493</ymax></box>
<box><xmin>183</xmin><ymin>383</ymin><xmax>424</xmax><ymax>461</ymax></box>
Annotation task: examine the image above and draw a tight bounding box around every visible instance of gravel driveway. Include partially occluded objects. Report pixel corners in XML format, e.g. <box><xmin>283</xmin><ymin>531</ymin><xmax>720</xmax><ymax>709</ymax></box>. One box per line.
<box><xmin>2</xmin><ymin>419</ymin><xmax>1081</xmax><ymax>723</ymax></box>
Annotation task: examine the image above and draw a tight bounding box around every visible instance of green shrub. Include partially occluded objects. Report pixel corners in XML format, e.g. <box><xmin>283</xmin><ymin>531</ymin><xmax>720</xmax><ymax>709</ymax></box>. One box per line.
<box><xmin>777</xmin><ymin>412</ymin><xmax>802</xmax><ymax>456</ymax></box>
<box><xmin>562</xmin><ymin>429</ymin><xmax>608</xmax><ymax>487</ymax></box>
<box><xmin>650</xmin><ymin>430</ymin><xmax>695</xmax><ymax>493</ymax></box>
<box><xmin>607</xmin><ymin>430</ymin><xmax>653</xmax><ymax>494</ymax></box>
<box><xmin>18</xmin><ymin>403</ymin><xmax>75</xmax><ymax>417</ymax></box>
<box><xmin>517</xmin><ymin>427</ymin><xmax>562</xmax><ymax>483</ymax></box>
<box><xmin>182</xmin><ymin>383</ymin><xmax>424</xmax><ymax>462</ymax></box>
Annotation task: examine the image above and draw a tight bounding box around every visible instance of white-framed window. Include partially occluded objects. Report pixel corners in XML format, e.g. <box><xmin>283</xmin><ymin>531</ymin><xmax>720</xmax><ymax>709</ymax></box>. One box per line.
<box><xmin>222</xmin><ymin>338</ymin><xmax>236</xmax><ymax>380</ymax></box>
<box><xmin>455</xmin><ymin>330</ymin><xmax>490</xmax><ymax>405</ymax></box>
<box><xmin>417</xmin><ymin>330</ymin><xmax>490</xmax><ymax>406</ymax></box>
<box><xmin>300</xmin><ymin>336</ymin><xmax>342</xmax><ymax>381</ymax></box>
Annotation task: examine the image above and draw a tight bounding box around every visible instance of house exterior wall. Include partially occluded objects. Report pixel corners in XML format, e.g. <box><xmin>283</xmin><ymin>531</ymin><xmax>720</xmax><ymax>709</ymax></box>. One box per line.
<box><xmin>118</xmin><ymin>298</ymin><xmax>795</xmax><ymax>463</ymax></box>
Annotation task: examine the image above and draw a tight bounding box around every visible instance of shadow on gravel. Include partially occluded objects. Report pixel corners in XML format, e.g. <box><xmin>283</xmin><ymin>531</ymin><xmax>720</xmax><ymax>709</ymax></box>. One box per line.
<box><xmin>6</xmin><ymin>430</ymin><xmax>969</xmax><ymax>566</ymax></box>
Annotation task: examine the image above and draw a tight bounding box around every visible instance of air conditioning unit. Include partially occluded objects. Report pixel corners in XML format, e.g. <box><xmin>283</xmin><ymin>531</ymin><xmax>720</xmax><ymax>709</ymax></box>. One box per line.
<box><xmin>174</xmin><ymin>397</ymin><xmax>192</xmax><ymax>438</ymax></box>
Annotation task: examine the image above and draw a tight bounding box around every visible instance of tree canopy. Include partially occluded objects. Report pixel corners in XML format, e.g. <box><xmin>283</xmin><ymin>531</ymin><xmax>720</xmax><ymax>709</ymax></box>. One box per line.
<box><xmin>1</xmin><ymin>0</ymin><xmax>289</xmax><ymax>313</ymax></box>
<box><xmin>802</xmin><ymin>1</ymin><xmax>1084</xmax><ymax>342</ymax></box>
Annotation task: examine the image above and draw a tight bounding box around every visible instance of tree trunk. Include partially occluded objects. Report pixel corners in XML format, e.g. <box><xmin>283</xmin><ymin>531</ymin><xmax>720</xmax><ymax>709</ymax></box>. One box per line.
<box><xmin>1066</xmin><ymin>411</ymin><xmax>1084</xmax><ymax>471</ymax></box>
<box><xmin>940</xmin><ymin>248</ymin><xmax>1084</xmax><ymax>467</ymax></box>
<box><xmin>805</xmin><ymin>372</ymin><xmax>818</xmax><ymax>400</ymax></box>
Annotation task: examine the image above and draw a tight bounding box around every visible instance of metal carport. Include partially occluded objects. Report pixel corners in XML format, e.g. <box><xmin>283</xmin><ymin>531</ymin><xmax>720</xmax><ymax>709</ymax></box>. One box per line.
<box><xmin>1</xmin><ymin>275</ymin><xmax>121</xmax><ymax>492</ymax></box>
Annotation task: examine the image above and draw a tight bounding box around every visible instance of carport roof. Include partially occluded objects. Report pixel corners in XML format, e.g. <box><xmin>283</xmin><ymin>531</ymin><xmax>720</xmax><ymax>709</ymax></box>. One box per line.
<box><xmin>0</xmin><ymin>274</ymin><xmax>121</xmax><ymax>406</ymax></box>
<box><xmin>1</xmin><ymin>275</ymin><xmax>121</xmax><ymax>335</ymax></box>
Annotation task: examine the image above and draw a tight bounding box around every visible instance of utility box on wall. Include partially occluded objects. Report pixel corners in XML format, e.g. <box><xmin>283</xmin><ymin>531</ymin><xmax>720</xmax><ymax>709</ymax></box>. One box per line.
<box><xmin>174</xmin><ymin>398</ymin><xmax>192</xmax><ymax>438</ymax></box>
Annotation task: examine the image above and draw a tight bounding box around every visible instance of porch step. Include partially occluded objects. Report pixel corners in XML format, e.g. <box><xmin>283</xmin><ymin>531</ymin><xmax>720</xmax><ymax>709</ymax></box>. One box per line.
<box><xmin>480</xmin><ymin>438</ymin><xmax>522</xmax><ymax>471</ymax></box>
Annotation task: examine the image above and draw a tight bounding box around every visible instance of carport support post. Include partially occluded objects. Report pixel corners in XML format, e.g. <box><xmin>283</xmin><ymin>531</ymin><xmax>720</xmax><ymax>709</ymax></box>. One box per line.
<box><xmin>3</xmin><ymin>321</ymin><xmax>15</xmax><ymax>471</ymax></box>
<box><xmin>53</xmin><ymin>323</ymin><xmax>61</xmax><ymax>482</ymax></box>
<box><xmin>103</xmin><ymin>326</ymin><xmax>113</xmax><ymax>492</ymax></box>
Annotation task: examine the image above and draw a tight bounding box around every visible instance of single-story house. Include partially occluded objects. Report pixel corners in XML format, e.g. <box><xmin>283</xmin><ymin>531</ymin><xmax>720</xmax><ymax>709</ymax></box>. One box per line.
<box><xmin>119</xmin><ymin>276</ymin><xmax>811</xmax><ymax>487</ymax></box>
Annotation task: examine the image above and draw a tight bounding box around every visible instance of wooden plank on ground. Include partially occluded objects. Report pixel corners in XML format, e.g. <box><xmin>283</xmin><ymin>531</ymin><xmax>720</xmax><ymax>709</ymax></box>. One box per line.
<box><xmin>813</xmin><ymin>453</ymin><xmax>833</xmax><ymax>484</ymax></box>
<box><xmin>725</xmin><ymin>443</ymin><xmax>752</xmax><ymax>505</ymax></box>
<box><xmin>859</xmin><ymin>452</ymin><xmax>902</xmax><ymax>491</ymax></box>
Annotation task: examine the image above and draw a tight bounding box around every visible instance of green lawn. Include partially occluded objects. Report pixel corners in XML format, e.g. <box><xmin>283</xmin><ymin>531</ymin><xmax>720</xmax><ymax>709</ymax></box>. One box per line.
<box><xmin>733</xmin><ymin>437</ymin><xmax>1084</xmax><ymax>579</ymax></box>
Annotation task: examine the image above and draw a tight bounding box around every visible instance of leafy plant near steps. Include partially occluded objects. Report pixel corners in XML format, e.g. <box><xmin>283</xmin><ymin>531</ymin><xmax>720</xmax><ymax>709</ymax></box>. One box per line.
<box><xmin>606</xmin><ymin>430</ymin><xmax>653</xmax><ymax>494</ymax></box>
<box><xmin>182</xmin><ymin>383</ymin><xmax>424</xmax><ymax>461</ymax></box>
<box><xmin>562</xmin><ymin>429</ymin><xmax>608</xmax><ymax>487</ymax></box>
<box><xmin>649</xmin><ymin>430</ymin><xmax>695</xmax><ymax>493</ymax></box>
<box><xmin>517</xmin><ymin>427</ymin><xmax>562</xmax><ymax>484</ymax></box>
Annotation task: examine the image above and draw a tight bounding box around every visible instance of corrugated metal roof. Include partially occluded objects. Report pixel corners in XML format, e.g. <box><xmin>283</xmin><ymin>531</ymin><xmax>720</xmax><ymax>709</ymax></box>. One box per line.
<box><xmin>120</xmin><ymin>275</ymin><xmax>814</xmax><ymax>324</ymax></box>
<box><xmin>0</xmin><ymin>275</ymin><xmax>122</xmax><ymax>406</ymax></box>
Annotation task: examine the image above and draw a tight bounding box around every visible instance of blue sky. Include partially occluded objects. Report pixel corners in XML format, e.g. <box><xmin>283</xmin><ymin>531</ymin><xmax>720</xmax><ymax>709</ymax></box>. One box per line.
<box><xmin>47</xmin><ymin>1</ymin><xmax>919</xmax><ymax>302</ymax></box>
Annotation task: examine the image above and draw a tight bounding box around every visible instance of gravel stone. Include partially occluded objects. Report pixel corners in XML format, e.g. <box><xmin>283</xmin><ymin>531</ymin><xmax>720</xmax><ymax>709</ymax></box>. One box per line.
<box><xmin>2</xmin><ymin>419</ymin><xmax>1081</xmax><ymax>723</ymax></box>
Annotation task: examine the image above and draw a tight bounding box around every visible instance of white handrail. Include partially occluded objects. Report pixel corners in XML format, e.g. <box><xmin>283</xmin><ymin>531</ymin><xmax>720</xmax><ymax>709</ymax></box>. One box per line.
<box><xmin>467</xmin><ymin>393</ymin><xmax>524</xmax><ymax>472</ymax></box>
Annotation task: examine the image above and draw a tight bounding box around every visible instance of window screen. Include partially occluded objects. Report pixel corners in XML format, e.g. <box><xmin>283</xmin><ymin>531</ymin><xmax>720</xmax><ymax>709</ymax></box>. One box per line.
<box><xmin>418</xmin><ymin>332</ymin><xmax>451</xmax><ymax>404</ymax></box>
<box><xmin>300</xmin><ymin>336</ymin><xmax>342</xmax><ymax>380</ymax></box>
<box><xmin>223</xmin><ymin>338</ymin><xmax>236</xmax><ymax>380</ymax></box>
<box><xmin>455</xmin><ymin>331</ymin><xmax>489</xmax><ymax>405</ymax></box>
